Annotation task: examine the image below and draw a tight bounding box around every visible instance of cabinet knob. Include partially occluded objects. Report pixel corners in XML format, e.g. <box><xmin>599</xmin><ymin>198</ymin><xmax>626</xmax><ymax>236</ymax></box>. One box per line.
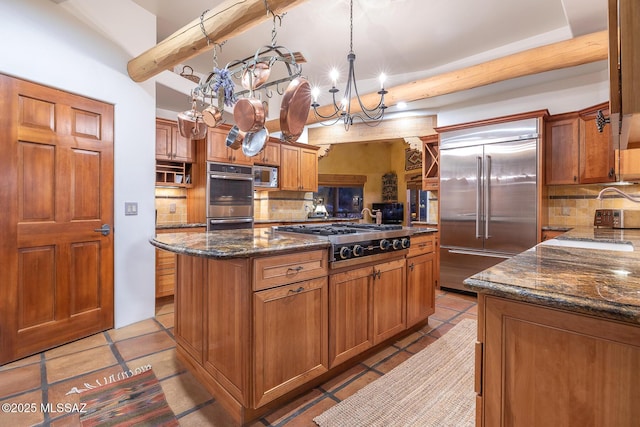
<box><xmin>573</xmin><ymin>176</ymin><xmax>577</xmax><ymax>182</ymax></box>
<box><xmin>609</xmin><ymin>168</ymin><xmax>614</xmax><ymax>178</ymax></box>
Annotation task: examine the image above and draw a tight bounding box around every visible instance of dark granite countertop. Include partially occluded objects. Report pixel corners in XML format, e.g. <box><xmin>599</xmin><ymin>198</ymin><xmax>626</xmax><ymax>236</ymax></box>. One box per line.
<box><xmin>150</xmin><ymin>228</ymin><xmax>330</xmax><ymax>258</ymax></box>
<box><xmin>156</xmin><ymin>223</ymin><xmax>206</xmax><ymax>230</ymax></box>
<box><xmin>541</xmin><ymin>225</ymin><xmax>573</xmax><ymax>231</ymax></box>
<box><xmin>464</xmin><ymin>227</ymin><xmax>640</xmax><ymax>325</ymax></box>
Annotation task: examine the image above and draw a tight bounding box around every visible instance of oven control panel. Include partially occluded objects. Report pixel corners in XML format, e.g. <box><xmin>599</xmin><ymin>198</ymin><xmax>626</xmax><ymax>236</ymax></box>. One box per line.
<box><xmin>332</xmin><ymin>237</ymin><xmax>411</xmax><ymax>262</ymax></box>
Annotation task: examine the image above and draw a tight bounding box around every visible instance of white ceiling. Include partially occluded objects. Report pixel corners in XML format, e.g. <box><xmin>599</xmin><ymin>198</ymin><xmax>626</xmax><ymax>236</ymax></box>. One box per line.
<box><xmin>131</xmin><ymin>0</ymin><xmax>608</xmax><ymax>117</ymax></box>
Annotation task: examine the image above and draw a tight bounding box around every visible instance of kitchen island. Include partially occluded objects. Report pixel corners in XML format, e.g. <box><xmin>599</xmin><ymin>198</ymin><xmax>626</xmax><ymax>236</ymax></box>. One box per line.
<box><xmin>464</xmin><ymin>227</ymin><xmax>640</xmax><ymax>426</ymax></box>
<box><xmin>151</xmin><ymin>226</ymin><xmax>438</xmax><ymax>425</ymax></box>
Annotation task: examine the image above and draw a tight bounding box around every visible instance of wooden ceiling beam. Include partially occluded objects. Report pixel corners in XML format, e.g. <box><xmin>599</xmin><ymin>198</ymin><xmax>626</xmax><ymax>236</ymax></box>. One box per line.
<box><xmin>265</xmin><ymin>30</ymin><xmax>608</xmax><ymax>133</ymax></box>
<box><xmin>127</xmin><ymin>0</ymin><xmax>309</xmax><ymax>82</ymax></box>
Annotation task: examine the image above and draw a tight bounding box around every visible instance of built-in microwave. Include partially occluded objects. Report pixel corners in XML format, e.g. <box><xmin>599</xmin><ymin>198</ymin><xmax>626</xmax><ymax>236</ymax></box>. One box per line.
<box><xmin>253</xmin><ymin>165</ymin><xmax>278</xmax><ymax>188</ymax></box>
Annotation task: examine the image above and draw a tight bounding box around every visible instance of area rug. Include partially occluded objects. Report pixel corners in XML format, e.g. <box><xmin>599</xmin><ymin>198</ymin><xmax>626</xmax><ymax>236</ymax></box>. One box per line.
<box><xmin>79</xmin><ymin>369</ymin><xmax>178</xmax><ymax>427</ymax></box>
<box><xmin>314</xmin><ymin>318</ymin><xmax>477</xmax><ymax>427</ymax></box>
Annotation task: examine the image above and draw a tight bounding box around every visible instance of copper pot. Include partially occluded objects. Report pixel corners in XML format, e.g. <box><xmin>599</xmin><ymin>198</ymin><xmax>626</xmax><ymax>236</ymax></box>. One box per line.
<box><xmin>225</xmin><ymin>125</ymin><xmax>245</xmax><ymax>150</ymax></box>
<box><xmin>241</xmin><ymin>62</ymin><xmax>271</xmax><ymax>90</ymax></box>
<box><xmin>234</xmin><ymin>97</ymin><xmax>265</xmax><ymax>133</ymax></box>
<box><xmin>202</xmin><ymin>105</ymin><xmax>223</xmax><ymax>128</ymax></box>
<box><xmin>177</xmin><ymin>108</ymin><xmax>207</xmax><ymax>140</ymax></box>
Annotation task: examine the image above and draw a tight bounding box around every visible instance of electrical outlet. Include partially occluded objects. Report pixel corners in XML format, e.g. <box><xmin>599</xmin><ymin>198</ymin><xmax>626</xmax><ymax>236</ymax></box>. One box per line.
<box><xmin>169</xmin><ymin>203</ymin><xmax>176</xmax><ymax>213</ymax></box>
<box><xmin>125</xmin><ymin>202</ymin><xmax>138</xmax><ymax>216</ymax></box>
<box><xmin>561</xmin><ymin>207</ymin><xmax>571</xmax><ymax>216</ymax></box>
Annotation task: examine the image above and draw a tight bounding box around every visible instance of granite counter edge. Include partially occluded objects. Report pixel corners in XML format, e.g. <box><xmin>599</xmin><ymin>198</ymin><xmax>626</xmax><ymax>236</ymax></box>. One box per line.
<box><xmin>464</xmin><ymin>277</ymin><xmax>640</xmax><ymax>325</ymax></box>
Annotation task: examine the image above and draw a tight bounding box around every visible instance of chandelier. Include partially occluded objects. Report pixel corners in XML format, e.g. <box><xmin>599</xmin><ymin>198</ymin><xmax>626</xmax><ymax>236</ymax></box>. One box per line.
<box><xmin>311</xmin><ymin>0</ymin><xmax>388</xmax><ymax>130</ymax></box>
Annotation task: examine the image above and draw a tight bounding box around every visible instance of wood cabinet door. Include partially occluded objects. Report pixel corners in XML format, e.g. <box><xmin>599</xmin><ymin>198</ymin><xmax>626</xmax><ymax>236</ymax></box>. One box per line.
<box><xmin>280</xmin><ymin>144</ymin><xmax>300</xmax><ymax>190</ymax></box>
<box><xmin>329</xmin><ymin>266</ymin><xmax>373</xmax><ymax>367</ymax></box>
<box><xmin>617</xmin><ymin>147</ymin><xmax>640</xmax><ymax>181</ymax></box>
<box><xmin>206</xmin><ymin>126</ymin><xmax>232</xmax><ymax>163</ymax></box>
<box><xmin>255</xmin><ymin>140</ymin><xmax>281</xmax><ymax>166</ymax></box>
<box><xmin>545</xmin><ymin>116</ymin><xmax>579</xmax><ymax>184</ymax></box>
<box><xmin>253</xmin><ymin>277</ymin><xmax>328</xmax><ymax>408</ymax></box>
<box><xmin>171</xmin><ymin>125</ymin><xmax>194</xmax><ymax>162</ymax></box>
<box><xmin>579</xmin><ymin>105</ymin><xmax>615</xmax><ymax>184</ymax></box>
<box><xmin>0</xmin><ymin>74</ymin><xmax>114</xmax><ymax>364</ymax></box>
<box><xmin>371</xmin><ymin>258</ymin><xmax>406</xmax><ymax>345</ymax></box>
<box><xmin>299</xmin><ymin>147</ymin><xmax>318</xmax><ymax>191</ymax></box>
<box><xmin>156</xmin><ymin>120</ymin><xmax>173</xmax><ymax>160</ymax></box>
<box><xmin>482</xmin><ymin>296</ymin><xmax>640</xmax><ymax>426</ymax></box>
<box><xmin>406</xmin><ymin>252</ymin><xmax>435</xmax><ymax>327</ymax></box>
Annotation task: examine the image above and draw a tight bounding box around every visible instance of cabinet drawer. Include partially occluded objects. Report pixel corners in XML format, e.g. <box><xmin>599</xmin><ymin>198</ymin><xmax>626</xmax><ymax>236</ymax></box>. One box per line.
<box><xmin>253</xmin><ymin>250</ymin><xmax>328</xmax><ymax>291</ymax></box>
<box><xmin>408</xmin><ymin>234</ymin><xmax>435</xmax><ymax>257</ymax></box>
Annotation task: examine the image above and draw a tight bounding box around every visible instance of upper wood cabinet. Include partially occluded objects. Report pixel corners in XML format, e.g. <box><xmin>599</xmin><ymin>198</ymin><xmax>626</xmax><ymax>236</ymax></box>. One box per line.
<box><xmin>616</xmin><ymin>147</ymin><xmax>640</xmax><ymax>182</ymax></box>
<box><xmin>254</xmin><ymin>139</ymin><xmax>281</xmax><ymax>166</ymax></box>
<box><xmin>280</xmin><ymin>143</ymin><xmax>319</xmax><ymax>192</ymax></box>
<box><xmin>156</xmin><ymin>119</ymin><xmax>194</xmax><ymax>162</ymax></box>
<box><xmin>206</xmin><ymin>125</ymin><xmax>254</xmax><ymax>166</ymax></box>
<box><xmin>608</xmin><ymin>0</ymin><xmax>640</xmax><ymax>149</ymax></box>
<box><xmin>545</xmin><ymin>103</ymin><xmax>615</xmax><ymax>185</ymax></box>
<box><xmin>421</xmin><ymin>135</ymin><xmax>439</xmax><ymax>191</ymax></box>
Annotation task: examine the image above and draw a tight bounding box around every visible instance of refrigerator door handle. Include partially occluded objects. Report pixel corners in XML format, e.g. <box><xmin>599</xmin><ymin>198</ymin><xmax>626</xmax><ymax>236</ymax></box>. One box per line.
<box><xmin>485</xmin><ymin>155</ymin><xmax>492</xmax><ymax>239</ymax></box>
<box><xmin>476</xmin><ymin>156</ymin><xmax>482</xmax><ymax>239</ymax></box>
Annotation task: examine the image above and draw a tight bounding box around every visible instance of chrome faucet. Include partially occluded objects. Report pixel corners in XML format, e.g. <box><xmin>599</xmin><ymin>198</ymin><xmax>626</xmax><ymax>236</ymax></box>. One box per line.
<box><xmin>596</xmin><ymin>187</ymin><xmax>640</xmax><ymax>203</ymax></box>
<box><xmin>361</xmin><ymin>208</ymin><xmax>382</xmax><ymax>225</ymax></box>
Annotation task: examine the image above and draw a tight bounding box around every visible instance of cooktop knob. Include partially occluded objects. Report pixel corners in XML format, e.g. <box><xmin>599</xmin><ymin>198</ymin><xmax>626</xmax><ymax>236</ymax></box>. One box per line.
<box><xmin>339</xmin><ymin>246</ymin><xmax>352</xmax><ymax>260</ymax></box>
<box><xmin>401</xmin><ymin>238</ymin><xmax>410</xmax><ymax>249</ymax></box>
<box><xmin>379</xmin><ymin>239</ymin><xmax>391</xmax><ymax>250</ymax></box>
<box><xmin>353</xmin><ymin>245</ymin><xmax>364</xmax><ymax>257</ymax></box>
<box><xmin>392</xmin><ymin>239</ymin><xmax>402</xmax><ymax>250</ymax></box>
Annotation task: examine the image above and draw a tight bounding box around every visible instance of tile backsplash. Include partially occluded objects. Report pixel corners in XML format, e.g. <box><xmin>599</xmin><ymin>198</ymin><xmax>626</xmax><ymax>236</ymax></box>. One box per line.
<box><xmin>155</xmin><ymin>187</ymin><xmax>188</xmax><ymax>225</ymax></box>
<box><xmin>254</xmin><ymin>191</ymin><xmax>314</xmax><ymax>221</ymax></box>
<box><xmin>547</xmin><ymin>184</ymin><xmax>640</xmax><ymax>227</ymax></box>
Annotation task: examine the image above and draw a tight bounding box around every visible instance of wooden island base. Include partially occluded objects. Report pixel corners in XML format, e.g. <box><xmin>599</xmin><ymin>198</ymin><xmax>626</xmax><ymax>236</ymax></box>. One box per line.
<box><xmin>172</xmin><ymin>232</ymin><xmax>437</xmax><ymax>425</ymax></box>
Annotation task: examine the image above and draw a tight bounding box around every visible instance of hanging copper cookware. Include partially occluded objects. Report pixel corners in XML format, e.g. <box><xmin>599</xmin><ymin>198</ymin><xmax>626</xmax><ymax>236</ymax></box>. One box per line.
<box><xmin>234</xmin><ymin>97</ymin><xmax>265</xmax><ymax>133</ymax></box>
<box><xmin>241</xmin><ymin>62</ymin><xmax>271</xmax><ymax>90</ymax></box>
<box><xmin>177</xmin><ymin>102</ymin><xmax>207</xmax><ymax>140</ymax></box>
<box><xmin>242</xmin><ymin>127</ymin><xmax>269</xmax><ymax>157</ymax></box>
<box><xmin>279</xmin><ymin>77</ymin><xmax>312</xmax><ymax>143</ymax></box>
<box><xmin>225</xmin><ymin>125</ymin><xmax>245</xmax><ymax>150</ymax></box>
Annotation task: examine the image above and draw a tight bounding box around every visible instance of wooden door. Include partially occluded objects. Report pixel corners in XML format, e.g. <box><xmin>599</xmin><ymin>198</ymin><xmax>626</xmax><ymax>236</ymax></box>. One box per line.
<box><xmin>482</xmin><ymin>296</ymin><xmax>640</xmax><ymax>426</ymax></box>
<box><xmin>253</xmin><ymin>277</ymin><xmax>328</xmax><ymax>408</ymax></box>
<box><xmin>579</xmin><ymin>104</ymin><xmax>615</xmax><ymax>183</ymax></box>
<box><xmin>0</xmin><ymin>74</ymin><xmax>114</xmax><ymax>364</ymax></box>
<box><xmin>299</xmin><ymin>147</ymin><xmax>318</xmax><ymax>191</ymax></box>
<box><xmin>280</xmin><ymin>144</ymin><xmax>300</xmax><ymax>190</ymax></box>
<box><xmin>371</xmin><ymin>258</ymin><xmax>406</xmax><ymax>345</ymax></box>
<box><xmin>206</xmin><ymin>126</ymin><xmax>232</xmax><ymax>162</ymax></box>
<box><xmin>329</xmin><ymin>266</ymin><xmax>373</xmax><ymax>367</ymax></box>
<box><xmin>406</xmin><ymin>253</ymin><xmax>435</xmax><ymax>327</ymax></box>
<box><xmin>155</xmin><ymin>120</ymin><xmax>173</xmax><ymax>160</ymax></box>
<box><xmin>171</xmin><ymin>124</ymin><xmax>193</xmax><ymax>162</ymax></box>
<box><xmin>545</xmin><ymin>115</ymin><xmax>579</xmax><ymax>184</ymax></box>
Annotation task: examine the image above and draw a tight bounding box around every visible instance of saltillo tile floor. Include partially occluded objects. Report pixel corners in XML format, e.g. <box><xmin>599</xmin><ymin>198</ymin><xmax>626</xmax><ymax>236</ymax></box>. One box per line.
<box><xmin>0</xmin><ymin>290</ymin><xmax>477</xmax><ymax>427</ymax></box>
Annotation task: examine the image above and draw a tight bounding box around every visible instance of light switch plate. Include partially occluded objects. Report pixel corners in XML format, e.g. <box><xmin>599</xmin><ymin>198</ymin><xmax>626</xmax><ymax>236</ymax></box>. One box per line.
<box><xmin>125</xmin><ymin>202</ymin><xmax>138</xmax><ymax>216</ymax></box>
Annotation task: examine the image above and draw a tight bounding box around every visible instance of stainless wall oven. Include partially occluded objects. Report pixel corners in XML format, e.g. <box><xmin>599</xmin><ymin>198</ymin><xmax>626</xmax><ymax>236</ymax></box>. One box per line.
<box><xmin>206</xmin><ymin>162</ymin><xmax>254</xmax><ymax>231</ymax></box>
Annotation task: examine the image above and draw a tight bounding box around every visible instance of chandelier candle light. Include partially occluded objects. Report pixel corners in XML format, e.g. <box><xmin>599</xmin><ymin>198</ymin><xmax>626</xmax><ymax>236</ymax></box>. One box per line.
<box><xmin>311</xmin><ymin>0</ymin><xmax>388</xmax><ymax>130</ymax></box>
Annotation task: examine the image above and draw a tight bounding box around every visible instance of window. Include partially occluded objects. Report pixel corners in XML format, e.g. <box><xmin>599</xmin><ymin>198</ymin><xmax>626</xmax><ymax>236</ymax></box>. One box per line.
<box><xmin>314</xmin><ymin>174</ymin><xmax>367</xmax><ymax>219</ymax></box>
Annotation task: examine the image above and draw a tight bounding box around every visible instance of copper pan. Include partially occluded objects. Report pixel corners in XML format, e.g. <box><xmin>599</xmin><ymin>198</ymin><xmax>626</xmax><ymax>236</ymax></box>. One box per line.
<box><xmin>225</xmin><ymin>125</ymin><xmax>245</xmax><ymax>150</ymax></box>
<box><xmin>234</xmin><ymin>97</ymin><xmax>265</xmax><ymax>133</ymax></box>
<box><xmin>241</xmin><ymin>62</ymin><xmax>271</xmax><ymax>90</ymax></box>
<box><xmin>279</xmin><ymin>77</ymin><xmax>312</xmax><ymax>143</ymax></box>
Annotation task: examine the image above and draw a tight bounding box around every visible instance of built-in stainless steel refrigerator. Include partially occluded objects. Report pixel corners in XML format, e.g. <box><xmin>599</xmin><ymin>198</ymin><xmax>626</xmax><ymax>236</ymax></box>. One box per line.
<box><xmin>439</xmin><ymin>118</ymin><xmax>540</xmax><ymax>292</ymax></box>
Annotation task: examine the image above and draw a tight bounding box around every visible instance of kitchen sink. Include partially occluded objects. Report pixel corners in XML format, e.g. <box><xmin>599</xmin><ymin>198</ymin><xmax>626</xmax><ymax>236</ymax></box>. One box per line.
<box><xmin>539</xmin><ymin>238</ymin><xmax>634</xmax><ymax>252</ymax></box>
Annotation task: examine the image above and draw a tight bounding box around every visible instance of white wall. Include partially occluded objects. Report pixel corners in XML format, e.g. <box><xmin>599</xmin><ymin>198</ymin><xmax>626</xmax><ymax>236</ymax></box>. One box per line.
<box><xmin>0</xmin><ymin>0</ymin><xmax>157</xmax><ymax>328</ymax></box>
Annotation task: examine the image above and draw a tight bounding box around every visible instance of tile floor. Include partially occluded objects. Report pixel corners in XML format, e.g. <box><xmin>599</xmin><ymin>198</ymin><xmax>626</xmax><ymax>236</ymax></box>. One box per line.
<box><xmin>0</xmin><ymin>289</ymin><xmax>477</xmax><ymax>427</ymax></box>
